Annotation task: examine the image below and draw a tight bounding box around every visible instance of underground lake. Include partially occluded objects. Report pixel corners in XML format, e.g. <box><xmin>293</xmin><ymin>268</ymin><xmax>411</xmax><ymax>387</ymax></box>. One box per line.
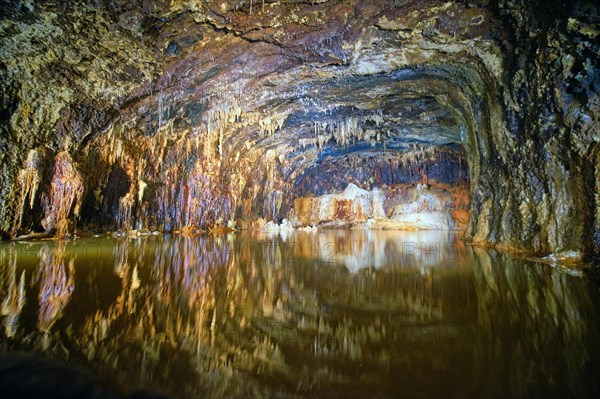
<box><xmin>1</xmin><ymin>231</ymin><xmax>600</xmax><ymax>398</ymax></box>
<box><xmin>1</xmin><ymin>0</ymin><xmax>599</xmax><ymax>397</ymax></box>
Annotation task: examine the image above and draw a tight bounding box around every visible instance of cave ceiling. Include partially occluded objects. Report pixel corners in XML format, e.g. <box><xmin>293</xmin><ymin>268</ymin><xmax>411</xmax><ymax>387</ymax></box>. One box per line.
<box><xmin>0</xmin><ymin>0</ymin><xmax>497</xmax><ymax>157</ymax></box>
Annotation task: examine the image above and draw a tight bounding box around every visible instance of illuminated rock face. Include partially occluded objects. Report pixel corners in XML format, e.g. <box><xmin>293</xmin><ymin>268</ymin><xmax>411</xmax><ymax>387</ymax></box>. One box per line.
<box><xmin>294</xmin><ymin>182</ymin><xmax>469</xmax><ymax>230</ymax></box>
<box><xmin>0</xmin><ymin>0</ymin><xmax>598</xmax><ymax>258</ymax></box>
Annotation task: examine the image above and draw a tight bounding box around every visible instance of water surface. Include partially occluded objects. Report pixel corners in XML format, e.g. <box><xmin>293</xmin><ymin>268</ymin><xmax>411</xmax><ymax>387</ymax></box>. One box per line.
<box><xmin>1</xmin><ymin>230</ymin><xmax>599</xmax><ymax>398</ymax></box>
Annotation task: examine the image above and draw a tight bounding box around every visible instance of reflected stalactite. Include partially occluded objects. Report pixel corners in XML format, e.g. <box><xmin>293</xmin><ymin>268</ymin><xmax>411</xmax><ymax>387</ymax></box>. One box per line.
<box><xmin>36</xmin><ymin>242</ymin><xmax>75</xmax><ymax>335</ymax></box>
<box><xmin>111</xmin><ymin>239</ymin><xmax>139</xmax><ymax>316</ymax></box>
<box><xmin>0</xmin><ymin>246</ymin><xmax>26</xmax><ymax>338</ymax></box>
<box><xmin>292</xmin><ymin>230</ymin><xmax>466</xmax><ymax>271</ymax></box>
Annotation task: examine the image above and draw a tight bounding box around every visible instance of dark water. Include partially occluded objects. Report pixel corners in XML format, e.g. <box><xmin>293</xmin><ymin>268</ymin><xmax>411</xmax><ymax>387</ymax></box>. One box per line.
<box><xmin>1</xmin><ymin>230</ymin><xmax>599</xmax><ymax>398</ymax></box>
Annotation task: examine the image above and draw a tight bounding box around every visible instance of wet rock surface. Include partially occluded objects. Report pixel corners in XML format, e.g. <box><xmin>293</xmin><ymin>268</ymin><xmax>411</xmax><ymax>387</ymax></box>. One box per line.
<box><xmin>0</xmin><ymin>0</ymin><xmax>598</xmax><ymax>259</ymax></box>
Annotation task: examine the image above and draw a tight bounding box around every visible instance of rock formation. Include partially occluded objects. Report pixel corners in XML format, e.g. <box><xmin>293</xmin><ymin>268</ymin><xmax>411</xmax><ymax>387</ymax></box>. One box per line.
<box><xmin>293</xmin><ymin>182</ymin><xmax>469</xmax><ymax>230</ymax></box>
<box><xmin>0</xmin><ymin>0</ymin><xmax>598</xmax><ymax>259</ymax></box>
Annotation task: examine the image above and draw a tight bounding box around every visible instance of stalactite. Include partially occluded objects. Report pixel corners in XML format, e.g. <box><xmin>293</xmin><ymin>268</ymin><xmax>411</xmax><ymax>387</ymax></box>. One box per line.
<box><xmin>259</xmin><ymin>112</ymin><xmax>287</xmax><ymax>136</ymax></box>
<box><xmin>158</xmin><ymin>93</ymin><xmax>163</xmax><ymax>132</ymax></box>
<box><xmin>14</xmin><ymin>149</ymin><xmax>42</xmax><ymax>231</ymax></box>
<box><xmin>301</xmin><ymin>113</ymin><xmax>390</xmax><ymax>149</ymax></box>
<box><xmin>104</xmin><ymin>149</ymin><xmax>141</xmax><ymax>231</ymax></box>
<box><xmin>41</xmin><ymin>151</ymin><xmax>84</xmax><ymax>237</ymax></box>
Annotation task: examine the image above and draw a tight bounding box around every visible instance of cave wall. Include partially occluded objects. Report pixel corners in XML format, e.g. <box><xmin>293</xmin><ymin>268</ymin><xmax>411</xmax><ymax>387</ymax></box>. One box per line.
<box><xmin>0</xmin><ymin>0</ymin><xmax>598</xmax><ymax>258</ymax></box>
<box><xmin>465</xmin><ymin>0</ymin><xmax>600</xmax><ymax>257</ymax></box>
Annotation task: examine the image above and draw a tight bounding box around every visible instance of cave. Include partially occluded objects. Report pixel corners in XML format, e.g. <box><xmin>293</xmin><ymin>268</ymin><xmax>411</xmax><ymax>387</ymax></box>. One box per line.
<box><xmin>0</xmin><ymin>0</ymin><xmax>599</xmax><ymax>398</ymax></box>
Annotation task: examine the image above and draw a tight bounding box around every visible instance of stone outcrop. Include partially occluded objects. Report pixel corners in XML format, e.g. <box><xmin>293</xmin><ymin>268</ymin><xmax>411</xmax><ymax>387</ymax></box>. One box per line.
<box><xmin>295</xmin><ymin>183</ymin><xmax>372</xmax><ymax>225</ymax></box>
<box><xmin>294</xmin><ymin>182</ymin><xmax>469</xmax><ymax>230</ymax></box>
<box><xmin>0</xmin><ymin>0</ymin><xmax>597</xmax><ymax>259</ymax></box>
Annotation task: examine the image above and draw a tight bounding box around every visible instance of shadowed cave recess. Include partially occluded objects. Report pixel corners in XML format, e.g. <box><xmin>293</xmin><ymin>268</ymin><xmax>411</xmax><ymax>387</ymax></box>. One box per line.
<box><xmin>0</xmin><ymin>0</ymin><xmax>599</xmax><ymax>260</ymax></box>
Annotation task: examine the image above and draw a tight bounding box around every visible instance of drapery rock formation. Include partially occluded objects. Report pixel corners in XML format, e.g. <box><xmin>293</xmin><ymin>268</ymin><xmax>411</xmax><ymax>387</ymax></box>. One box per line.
<box><xmin>0</xmin><ymin>0</ymin><xmax>598</xmax><ymax>259</ymax></box>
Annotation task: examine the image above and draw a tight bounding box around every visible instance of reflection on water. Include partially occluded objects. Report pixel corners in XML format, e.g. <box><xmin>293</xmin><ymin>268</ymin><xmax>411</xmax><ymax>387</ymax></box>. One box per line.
<box><xmin>287</xmin><ymin>230</ymin><xmax>464</xmax><ymax>271</ymax></box>
<box><xmin>0</xmin><ymin>247</ymin><xmax>25</xmax><ymax>338</ymax></box>
<box><xmin>0</xmin><ymin>231</ymin><xmax>599</xmax><ymax>398</ymax></box>
<box><xmin>36</xmin><ymin>243</ymin><xmax>75</xmax><ymax>338</ymax></box>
